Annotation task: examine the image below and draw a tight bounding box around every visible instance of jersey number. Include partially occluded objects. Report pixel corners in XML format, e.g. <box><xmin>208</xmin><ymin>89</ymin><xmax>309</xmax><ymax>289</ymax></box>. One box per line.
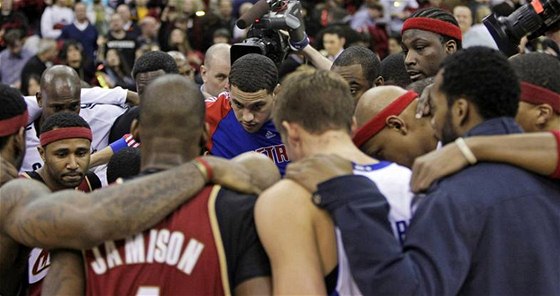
<box><xmin>136</xmin><ymin>286</ymin><xmax>160</xmax><ymax>296</ymax></box>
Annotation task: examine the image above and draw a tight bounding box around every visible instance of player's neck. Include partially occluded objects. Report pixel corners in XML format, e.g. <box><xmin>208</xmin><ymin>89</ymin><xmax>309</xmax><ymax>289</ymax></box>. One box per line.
<box><xmin>140</xmin><ymin>137</ymin><xmax>199</xmax><ymax>171</ymax></box>
<box><xmin>302</xmin><ymin>130</ymin><xmax>378</xmax><ymax>165</ymax></box>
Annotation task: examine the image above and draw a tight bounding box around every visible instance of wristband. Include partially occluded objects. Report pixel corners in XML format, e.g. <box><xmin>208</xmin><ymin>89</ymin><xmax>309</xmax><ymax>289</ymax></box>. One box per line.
<box><xmin>110</xmin><ymin>137</ymin><xmax>129</xmax><ymax>153</ymax></box>
<box><xmin>455</xmin><ymin>137</ymin><xmax>477</xmax><ymax>165</ymax></box>
<box><xmin>289</xmin><ymin>33</ymin><xmax>309</xmax><ymax>51</ymax></box>
<box><xmin>193</xmin><ymin>157</ymin><xmax>213</xmax><ymax>183</ymax></box>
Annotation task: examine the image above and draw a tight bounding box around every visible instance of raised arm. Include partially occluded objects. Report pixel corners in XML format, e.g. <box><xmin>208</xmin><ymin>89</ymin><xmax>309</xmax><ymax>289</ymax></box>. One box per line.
<box><xmin>301</xmin><ymin>45</ymin><xmax>333</xmax><ymax>71</ymax></box>
<box><xmin>411</xmin><ymin>131</ymin><xmax>560</xmax><ymax>192</ymax></box>
<box><xmin>1</xmin><ymin>156</ymin><xmax>262</xmax><ymax>250</ymax></box>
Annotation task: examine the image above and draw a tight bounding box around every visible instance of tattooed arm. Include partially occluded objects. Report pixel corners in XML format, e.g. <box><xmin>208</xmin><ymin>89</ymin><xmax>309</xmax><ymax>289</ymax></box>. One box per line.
<box><xmin>1</xmin><ymin>156</ymin><xmax>261</xmax><ymax>250</ymax></box>
<box><xmin>41</xmin><ymin>250</ymin><xmax>85</xmax><ymax>296</ymax></box>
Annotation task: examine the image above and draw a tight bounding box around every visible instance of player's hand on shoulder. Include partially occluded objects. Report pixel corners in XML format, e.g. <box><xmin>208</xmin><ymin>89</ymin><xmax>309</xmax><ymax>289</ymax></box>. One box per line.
<box><xmin>411</xmin><ymin>141</ymin><xmax>469</xmax><ymax>193</ymax></box>
<box><xmin>285</xmin><ymin>154</ymin><xmax>353</xmax><ymax>193</ymax></box>
<box><xmin>202</xmin><ymin>155</ymin><xmax>264</xmax><ymax>195</ymax></box>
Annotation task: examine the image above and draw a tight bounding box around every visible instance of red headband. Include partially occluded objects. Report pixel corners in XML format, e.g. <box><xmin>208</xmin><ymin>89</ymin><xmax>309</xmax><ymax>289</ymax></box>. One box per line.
<box><xmin>520</xmin><ymin>81</ymin><xmax>560</xmax><ymax>113</ymax></box>
<box><xmin>40</xmin><ymin>127</ymin><xmax>93</xmax><ymax>147</ymax></box>
<box><xmin>0</xmin><ymin>110</ymin><xmax>28</xmax><ymax>137</ymax></box>
<box><xmin>402</xmin><ymin>17</ymin><xmax>462</xmax><ymax>41</ymax></box>
<box><xmin>353</xmin><ymin>91</ymin><xmax>418</xmax><ymax>148</ymax></box>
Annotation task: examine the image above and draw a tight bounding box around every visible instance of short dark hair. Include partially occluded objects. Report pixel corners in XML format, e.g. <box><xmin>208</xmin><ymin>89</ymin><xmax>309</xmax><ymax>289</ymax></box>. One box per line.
<box><xmin>0</xmin><ymin>84</ymin><xmax>27</xmax><ymax>150</ymax></box>
<box><xmin>59</xmin><ymin>40</ymin><xmax>84</xmax><ymax>63</ymax></box>
<box><xmin>40</xmin><ymin>112</ymin><xmax>91</xmax><ymax>135</ymax></box>
<box><xmin>107</xmin><ymin>147</ymin><xmax>141</xmax><ymax>184</ymax></box>
<box><xmin>333</xmin><ymin>46</ymin><xmax>381</xmax><ymax>84</ymax></box>
<box><xmin>509</xmin><ymin>52</ymin><xmax>560</xmax><ymax>94</ymax></box>
<box><xmin>273</xmin><ymin>68</ymin><xmax>354</xmax><ymax>134</ymax></box>
<box><xmin>381</xmin><ymin>53</ymin><xmax>412</xmax><ymax>88</ymax></box>
<box><xmin>132</xmin><ymin>51</ymin><xmax>179</xmax><ymax>78</ymax></box>
<box><xmin>229</xmin><ymin>54</ymin><xmax>278</xmax><ymax>93</ymax></box>
<box><xmin>439</xmin><ymin>46</ymin><xmax>519</xmax><ymax>119</ymax></box>
<box><xmin>409</xmin><ymin>7</ymin><xmax>463</xmax><ymax>49</ymax></box>
<box><xmin>4</xmin><ymin>30</ymin><xmax>23</xmax><ymax>47</ymax></box>
<box><xmin>321</xmin><ymin>25</ymin><xmax>345</xmax><ymax>39</ymax></box>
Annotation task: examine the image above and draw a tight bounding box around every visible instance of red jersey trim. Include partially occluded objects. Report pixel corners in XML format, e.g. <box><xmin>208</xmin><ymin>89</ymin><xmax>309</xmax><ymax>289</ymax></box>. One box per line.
<box><xmin>551</xmin><ymin>130</ymin><xmax>560</xmax><ymax>179</ymax></box>
<box><xmin>205</xmin><ymin>93</ymin><xmax>232</xmax><ymax>152</ymax></box>
<box><xmin>208</xmin><ymin>185</ymin><xmax>231</xmax><ymax>295</ymax></box>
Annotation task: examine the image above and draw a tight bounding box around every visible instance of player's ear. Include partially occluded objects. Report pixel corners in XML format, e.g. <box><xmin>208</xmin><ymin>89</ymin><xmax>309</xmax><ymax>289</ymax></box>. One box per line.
<box><xmin>350</xmin><ymin>116</ymin><xmax>358</xmax><ymax>134</ymax></box>
<box><xmin>130</xmin><ymin>119</ymin><xmax>140</xmax><ymax>142</ymax></box>
<box><xmin>36</xmin><ymin>92</ymin><xmax>43</xmax><ymax>108</ymax></box>
<box><xmin>282</xmin><ymin>121</ymin><xmax>300</xmax><ymax>144</ymax></box>
<box><xmin>386</xmin><ymin>115</ymin><xmax>408</xmax><ymax>135</ymax></box>
<box><xmin>38</xmin><ymin>145</ymin><xmax>46</xmax><ymax>162</ymax></box>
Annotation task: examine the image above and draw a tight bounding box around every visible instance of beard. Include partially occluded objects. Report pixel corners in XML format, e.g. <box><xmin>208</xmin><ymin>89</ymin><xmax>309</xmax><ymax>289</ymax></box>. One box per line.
<box><xmin>440</xmin><ymin>111</ymin><xmax>459</xmax><ymax>145</ymax></box>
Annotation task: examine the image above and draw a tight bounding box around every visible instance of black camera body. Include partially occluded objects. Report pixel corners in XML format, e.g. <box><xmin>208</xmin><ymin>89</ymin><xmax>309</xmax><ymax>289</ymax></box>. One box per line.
<box><xmin>231</xmin><ymin>0</ymin><xmax>303</xmax><ymax>65</ymax></box>
<box><xmin>484</xmin><ymin>0</ymin><xmax>560</xmax><ymax>56</ymax></box>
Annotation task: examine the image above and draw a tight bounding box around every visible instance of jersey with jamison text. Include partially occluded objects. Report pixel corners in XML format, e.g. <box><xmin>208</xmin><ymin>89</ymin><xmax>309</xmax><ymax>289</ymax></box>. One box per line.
<box><xmin>205</xmin><ymin>92</ymin><xmax>289</xmax><ymax>174</ymax></box>
<box><xmin>84</xmin><ymin>184</ymin><xmax>270</xmax><ymax>295</ymax></box>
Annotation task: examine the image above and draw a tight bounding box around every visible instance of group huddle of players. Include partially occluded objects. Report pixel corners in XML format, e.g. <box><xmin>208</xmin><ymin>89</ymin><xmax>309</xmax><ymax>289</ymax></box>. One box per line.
<box><xmin>1</xmin><ymin>6</ymin><xmax>560</xmax><ymax>296</ymax></box>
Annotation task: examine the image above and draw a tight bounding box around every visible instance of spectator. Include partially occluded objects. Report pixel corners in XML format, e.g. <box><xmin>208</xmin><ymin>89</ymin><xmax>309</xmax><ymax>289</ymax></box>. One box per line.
<box><xmin>0</xmin><ymin>30</ymin><xmax>32</xmax><ymax>88</ymax></box>
<box><xmin>105</xmin><ymin>13</ymin><xmax>137</xmax><ymax>71</ymax></box>
<box><xmin>98</xmin><ymin>48</ymin><xmax>136</xmax><ymax>90</ymax></box>
<box><xmin>167</xmin><ymin>27</ymin><xmax>203</xmax><ymax>72</ymax></box>
<box><xmin>86</xmin><ymin>0</ymin><xmax>113</xmax><ymax>36</ymax></box>
<box><xmin>388</xmin><ymin>34</ymin><xmax>403</xmax><ymax>54</ymax></box>
<box><xmin>20</xmin><ymin>38</ymin><xmax>58</xmax><ymax>96</ymax></box>
<box><xmin>40</xmin><ymin>0</ymin><xmax>74</xmax><ymax>39</ymax></box>
<box><xmin>59</xmin><ymin>2</ymin><xmax>98</xmax><ymax>64</ymax></box>
<box><xmin>168</xmin><ymin>50</ymin><xmax>195</xmax><ymax>81</ymax></box>
<box><xmin>59</xmin><ymin>40</ymin><xmax>94</xmax><ymax>84</ymax></box>
<box><xmin>136</xmin><ymin>16</ymin><xmax>159</xmax><ymax>49</ymax></box>
<box><xmin>116</xmin><ymin>4</ymin><xmax>141</xmax><ymax>40</ymax></box>
<box><xmin>0</xmin><ymin>0</ymin><xmax>31</xmax><ymax>50</ymax></box>
<box><xmin>22</xmin><ymin>73</ymin><xmax>41</xmax><ymax>96</ymax></box>
<box><xmin>321</xmin><ymin>25</ymin><xmax>347</xmax><ymax>61</ymax></box>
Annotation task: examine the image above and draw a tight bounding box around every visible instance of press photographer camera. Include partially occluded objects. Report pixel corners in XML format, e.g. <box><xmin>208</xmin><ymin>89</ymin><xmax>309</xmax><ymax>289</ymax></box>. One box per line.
<box><xmin>231</xmin><ymin>0</ymin><xmax>309</xmax><ymax>65</ymax></box>
<box><xmin>484</xmin><ymin>0</ymin><xmax>560</xmax><ymax>56</ymax></box>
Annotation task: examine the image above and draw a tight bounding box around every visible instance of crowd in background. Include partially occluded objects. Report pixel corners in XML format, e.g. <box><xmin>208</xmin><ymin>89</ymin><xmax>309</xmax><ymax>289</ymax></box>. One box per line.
<box><xmin>2</xmin><ymin>0</ymin><xmax>559</xmax><ymax>96</ymax></box>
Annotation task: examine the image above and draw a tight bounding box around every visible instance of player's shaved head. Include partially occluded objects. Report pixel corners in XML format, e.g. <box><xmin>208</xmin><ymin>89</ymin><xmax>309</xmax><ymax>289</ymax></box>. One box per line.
<box><xmin>40</xmin><ymin>65</ymin><xmax>81</xmax><ymax>100</ymax></box>
<box><xmin>354</xmin><ymin>85</ymin><xmax>436</xmax><ymax>168</ymax></box>
<box><xmin>140</xmin><ymin>74</ymin><xmax>205</xmax><ymax>144</ymax></box>
<box><xmin>355</xmin><ymin>85</ymin><xmax>409</xmax><ymax>128</ymax></box>
<box><xmin>38</xmin><ymin>65</ymin><xmax>82</xmax><ymax>122</ymax></box>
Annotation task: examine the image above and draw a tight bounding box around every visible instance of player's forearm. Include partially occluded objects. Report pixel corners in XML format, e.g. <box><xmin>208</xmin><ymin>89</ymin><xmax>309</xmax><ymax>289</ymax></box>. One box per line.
<box><xmin>88</xmin><ymin>146</ymin><xmax>114</xmax><ymax>168</ymax></box>
<box><xmin>302</xmin><ymin>45</ymin><xmax>332</xmax><ymax>71</ymax></box>
<box><xmin>466</xmin><ymin>133</ymin><xmax>557</xmax><ymax>176</ymax></box>
<box><xmin>84</xmin><ymin>161</ymin><xmax>207</xmax><ymax>247</ymax></box>
<box><xmin>14</xmin><ymin>161</ymin><xmax>206</xmax><ymax>249</ymax></box>
<box><xmin>42</xmin><ymin>250</ymin><xmax>85</xmax><ymax>296</ymax></box>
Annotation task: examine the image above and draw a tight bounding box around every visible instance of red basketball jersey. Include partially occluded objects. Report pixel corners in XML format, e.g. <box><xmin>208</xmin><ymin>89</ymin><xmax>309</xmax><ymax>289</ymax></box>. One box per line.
<box><xmin>84</xmin><ymin>185</ymin><xmax>230</xmax><ymax>295</ymax></box>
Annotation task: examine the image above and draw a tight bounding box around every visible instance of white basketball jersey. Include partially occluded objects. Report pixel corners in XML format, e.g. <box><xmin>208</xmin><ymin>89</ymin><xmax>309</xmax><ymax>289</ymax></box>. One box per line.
<box><xmin>21</xmin><ymin>88</ymin><xmax>128</xmax><ymax>185</ymax></box>
<box><xmin>334</xmin><ymin>161</ymin><xmax>414</xmax><ymax>296</ymax></box>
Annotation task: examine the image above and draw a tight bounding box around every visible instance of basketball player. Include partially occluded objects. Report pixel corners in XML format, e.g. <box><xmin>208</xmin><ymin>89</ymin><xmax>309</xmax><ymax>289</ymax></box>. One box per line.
<box><xmin>0</xmin><ymin>83</ymin><xmax>265</xmax><ymax>296</ymax></box>
<box><xmin>255</xmin><ymin>69</ymin><xmax>413</xmax><ymax>294</ymax></box>
<box><xmin>354</xmin><ymin>85</ymin><xmax>437</xmax><ymax>168</ymax></box>
<box><xmin>21</xmin><ymin>112</ymin><xmax>101</xmax><ymax>296</ymax></box>
<box><xmin>206</xmin><ymin>54</ymin><xmax>289</xmax><ymax>174</ymax></box>
<box><xmin>44</xmin><ymin>75</ymin><xmax>278</xmax><ymax>295</ymax></box>
<box><xmin>331</xmin><ymin>46</ymin><xmax>383</xmax><ymax>104</ymax></box>
<box><xmin>402</xmin><ymin>8</ymin><xmax>462</xmax><ymax>82</ymax></box>
<box><xmin>21</xmin><ymin>66</ymin><xmax>127</xmax><ymax>186</ymax></box>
